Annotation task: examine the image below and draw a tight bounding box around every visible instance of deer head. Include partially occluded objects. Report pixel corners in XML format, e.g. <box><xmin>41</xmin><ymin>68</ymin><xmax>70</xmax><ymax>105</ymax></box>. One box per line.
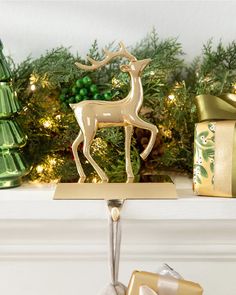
<box><xmin>120</xmin><ymin>58</ymin><xmax>151</xmax><ymax>75</ymax></box>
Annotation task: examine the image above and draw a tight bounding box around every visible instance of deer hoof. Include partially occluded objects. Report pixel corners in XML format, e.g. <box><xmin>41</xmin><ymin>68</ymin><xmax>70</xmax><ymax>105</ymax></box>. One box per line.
<box><xmin>78</xmin><ymin>176</ymin><xmax>86</xmax><ymax>183</ymax></box>
<box><xmin>126</xmin><ymin>177</ymin><xmax>135</xmax><ymax>183</ymax></box>
<box><xmin>140</xmin><ymin>152</ymin><xmax>148</xmax><ymax>160</ymax></box>
<box><xmin>101</xmin><ymin>177</ymin><xmax>109</xmax><ymax>183</ymax></box>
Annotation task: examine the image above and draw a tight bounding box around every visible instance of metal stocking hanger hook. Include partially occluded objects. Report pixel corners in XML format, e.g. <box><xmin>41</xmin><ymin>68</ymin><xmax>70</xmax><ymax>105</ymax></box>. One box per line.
<box><xmin>107</xmin><ymin>199</ymin><xmax>124</xmax><ymax>222</ymax></box>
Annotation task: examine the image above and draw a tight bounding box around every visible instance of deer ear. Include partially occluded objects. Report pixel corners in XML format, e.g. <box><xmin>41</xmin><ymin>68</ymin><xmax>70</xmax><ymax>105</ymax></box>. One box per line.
<box><xmin>120</xmin><ymin>64</ymin><xmax>130</xmax><ymax>72</ymax></box>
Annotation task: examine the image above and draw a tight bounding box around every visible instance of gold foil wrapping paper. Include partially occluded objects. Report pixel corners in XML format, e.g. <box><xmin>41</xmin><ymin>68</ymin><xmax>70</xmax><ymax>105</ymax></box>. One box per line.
<box><xmin>126</xmin><ymin>271</ymin><xmax>203</xmax><ymax>295</ymax></box>
<box><xmin>193</xmin><ymin>121</ymin><xmax>236</xmax><ymax>197</ymax></box>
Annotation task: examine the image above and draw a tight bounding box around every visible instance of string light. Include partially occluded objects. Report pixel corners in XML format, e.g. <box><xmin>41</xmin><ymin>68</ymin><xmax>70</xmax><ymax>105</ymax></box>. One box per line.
<box><xmin>164</xmin><ymin>129</ymin><xmax>172</xmax><ymax>138</ymax></box>
<box><xmin>36</xmin><ymin>165</ymin><xmax>44</xmax><ymax>174</ymax></box>
<box><xmin>92</xmin><ymin>137</ymin><xmax>107</xmax><ymax>154</ymax></box>
<box><xmin>159</xmin><ymin>125</ymin><xmax>172</xmax><ymax>139</ymax></box>
<box><xmin>112</xmin><ymin>77</ymin><xmax>121</xmax><ymax>88</ymax></box>
<box><xmin>30</xmin><ymin>73</ymin><xmax>51</xmax><ymax>88</ymax></box>
<box><xmin>92</xmin><ymin>177</ymin><xmax>98</xmax><ymax>183</ymax></box>
<box><xmin>43</xmin><ymin>119</ymin><xmax>53</xmax><ymax>129</ymax></box>
<box><xmin>30</xmin><ymin>84</ymin><xmax>36</xmax><ymax>91</ymax></box>
<box><xmin>168</xmin><ymin>94</ymin><xmax>175</xmax><ymax>101</ymax></box>
<box><xmin>49</xmin><ymin>158</ymin><xmax>57</xmax><ymax>166</ymax></box>
<box><xmin>51</xmin><ymin>179</ymin><xmax>60</xmax><ymax>184</ymax></box>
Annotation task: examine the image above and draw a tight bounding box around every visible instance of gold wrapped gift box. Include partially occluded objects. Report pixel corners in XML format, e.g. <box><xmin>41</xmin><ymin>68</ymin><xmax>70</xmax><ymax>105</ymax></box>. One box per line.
<box><xmin>193</xmin><ymin>94</ymin><xmax>236</xmax><ymax>197</ymax></box>
<box><xmin>193</xmin><ymin>121</ymin><xmax>236</xmax><ymax>197</ymax></box>
<box><xmin>127</xmin><ymin>271</ymin><xmax>203</xmax><ymax>295</ymax></box>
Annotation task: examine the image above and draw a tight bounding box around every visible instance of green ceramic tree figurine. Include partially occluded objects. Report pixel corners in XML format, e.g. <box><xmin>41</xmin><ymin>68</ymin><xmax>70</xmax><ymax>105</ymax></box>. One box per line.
<box><xmin>0</xmin><ymin>39</ymin><xmax>28</xmax><ymax>188</ymax></box>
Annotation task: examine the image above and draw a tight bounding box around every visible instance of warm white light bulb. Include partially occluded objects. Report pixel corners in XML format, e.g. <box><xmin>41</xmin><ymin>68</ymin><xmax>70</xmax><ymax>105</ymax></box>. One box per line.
<box><xmin>31</xmin><ymin>84</ymin><xmax>36</xmax><ymax>91</ymax></box>
<box><xmin>92</xmin><ymin>177</ymin><xmax>98</xmax><ymax>183</ymax></box>
<box><xmin>43</xmin><ymin>120</ymin><xmax>52</xmax><ymax>128</ymax></box>
<box><xmin>36</xmin><ymin>165</ymin><xmax>44</xmax><ymax>173</ymax></box>
<box><xmin>49</xmin><ymin>158</ymin><xmax>57</xmax><ymax>166</ymax></box>
<box><xmin>168</xmin><ymin>94</ymin><xmax>175</xmax><ymax>100</ymax></box>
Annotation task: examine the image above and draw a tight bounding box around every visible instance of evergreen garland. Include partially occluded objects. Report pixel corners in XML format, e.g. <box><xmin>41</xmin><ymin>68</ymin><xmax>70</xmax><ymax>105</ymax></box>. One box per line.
<box><xmin>7</xmin><ymin>29</ymin><xmax>236</xmax><ymax>183</ymax></box>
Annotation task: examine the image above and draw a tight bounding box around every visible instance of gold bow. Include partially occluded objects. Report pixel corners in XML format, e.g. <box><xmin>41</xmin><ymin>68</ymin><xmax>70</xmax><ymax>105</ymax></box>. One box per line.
<box><xmin>195</xmin><ymin>94</ymin><xmax>236</xmax><ymax>196</ymax></box>
<box><xmin>195</xmin><ymin>93</ymin><xmax>236</xmax><ymax>122</ymax></box>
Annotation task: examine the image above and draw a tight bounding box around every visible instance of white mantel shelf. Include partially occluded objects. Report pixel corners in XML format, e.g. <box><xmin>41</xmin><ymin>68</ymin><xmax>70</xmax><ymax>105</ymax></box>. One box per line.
<box><xmin>0</xmin><ymin>177</ymin><xmax>236</xmax><ymax>220</ymax></box>
<box><xmin>1</xmin><ymin>177</ymin><xmax>236</xmax><ymax>295</ymax></box>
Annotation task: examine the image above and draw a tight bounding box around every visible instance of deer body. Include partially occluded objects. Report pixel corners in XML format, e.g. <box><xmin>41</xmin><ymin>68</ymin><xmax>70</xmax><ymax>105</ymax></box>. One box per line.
<box><xmin>71</xmin><ymin>71</ymin><xmax>143</xmax><ymax>126</ymax></box>
<box><xmin>71</xmin><ymin>43</ymin><xmax>158</xmax><ymax>183</ymax></box>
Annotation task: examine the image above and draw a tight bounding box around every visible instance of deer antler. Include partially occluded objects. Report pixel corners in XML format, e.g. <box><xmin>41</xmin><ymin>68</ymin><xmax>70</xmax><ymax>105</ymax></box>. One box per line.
<box><xmin>75</xmin><ymin>42</ymin><xmax>137</xmax><ymax>71</ymax></box>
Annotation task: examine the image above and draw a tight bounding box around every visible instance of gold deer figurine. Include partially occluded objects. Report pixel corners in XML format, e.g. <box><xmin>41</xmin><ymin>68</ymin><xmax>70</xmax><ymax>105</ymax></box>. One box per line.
<box><xmin>70</xmin><ymin>42</ymin><xmax>158</xmax><ymax>183</ymax></box>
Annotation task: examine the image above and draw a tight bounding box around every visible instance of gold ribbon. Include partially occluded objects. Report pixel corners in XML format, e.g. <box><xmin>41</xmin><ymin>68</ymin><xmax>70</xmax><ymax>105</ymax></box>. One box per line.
<box><xmin>195</xmin><ymin>94</ymin><xmax>236</xmax><ymax>122</ymax></box>
<box><xmin>214</xmin><ymin>121</ymin><xmax>236</xmax><ymax>196</ymax></box>
<box><xmin>139</xmin><ymin>276</ymin><xmax>179</xmax><ymax>295</ymax></box>
<box><xmin>195</xmin><ymin>94</ymin><xmax>236</xmax><ymax>197</ymax></box>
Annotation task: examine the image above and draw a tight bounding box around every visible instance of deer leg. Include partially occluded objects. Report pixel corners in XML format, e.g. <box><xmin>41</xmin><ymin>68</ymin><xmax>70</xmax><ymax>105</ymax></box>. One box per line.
<box><xmin>83</xmin><ymin>129</ymin><xmax>109</xmax><ymax>183</ymax></box>
<box><xmin>131</xmin><ymin>117</ymin><xmax>158</xmax><ymax>160</ymax></box>
<box><xmin>125</xmin><ymin>125</ymin><xmax>134</xmax><ymax>180</ymax></box>
<box><xmin>72</xmin><ymin>131</ymin><xmax>86</xmax><ymax>183</ymax></box>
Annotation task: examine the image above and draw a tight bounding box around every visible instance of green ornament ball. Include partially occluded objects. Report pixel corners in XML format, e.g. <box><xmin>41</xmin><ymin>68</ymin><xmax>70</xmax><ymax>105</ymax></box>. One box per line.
<box><xmin>93</xmin><ymin>93</ymin><xmax>101</xmax><ymax>100</ymax></box>
<box><xmin>82</xmin><ymin>76</ymin><xmax>92</xmax><ymax>86</ymax></box>
<box><xmin>90</xmin><ymin>84</ymin><xmax>98</xmax><ymax>93</ymax></box>
<box><xmin>104</xmin><ymin>91</ymin><xmax>112</xmax><ymax>100</ymax></box>
<box><xmin>80</xmin><ymin>88</ymin><xmax>88</xmax><ymax>96</ymax></box>
<box><xmin>76</xmin><ymin>79</ymin><xmax>83</xmax><ymax>88</ymax></box>
<box><xmin>75</xmin><ymin>94</ymin><xmax>82</xmax><ymax>102</ymax></box>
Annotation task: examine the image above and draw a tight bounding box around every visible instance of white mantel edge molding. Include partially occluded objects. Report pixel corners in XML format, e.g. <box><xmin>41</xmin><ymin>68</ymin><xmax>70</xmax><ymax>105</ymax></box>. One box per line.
<box><xmin>0</xmin><ymin>176</ymin><xmax>236</xmax><ymax>261</ymax></box>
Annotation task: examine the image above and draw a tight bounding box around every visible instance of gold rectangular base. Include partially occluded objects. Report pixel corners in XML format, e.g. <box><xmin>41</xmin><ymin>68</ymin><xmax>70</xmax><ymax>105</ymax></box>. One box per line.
<box><xmin>53</xmin><ymin>182</ymin><xmax>177</xmax><ymax>200</ymax></box>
